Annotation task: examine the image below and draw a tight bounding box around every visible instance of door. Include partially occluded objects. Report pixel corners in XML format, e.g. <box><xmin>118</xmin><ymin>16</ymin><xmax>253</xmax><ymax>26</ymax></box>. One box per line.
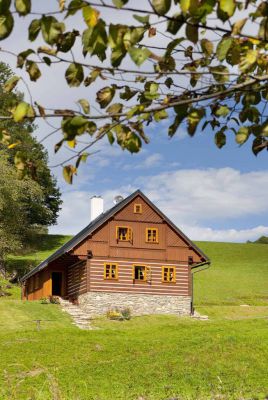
<box><xmin>52</xmin><ymin>272</ymin><xmax>62</xmax><ymax>296</ymax></box>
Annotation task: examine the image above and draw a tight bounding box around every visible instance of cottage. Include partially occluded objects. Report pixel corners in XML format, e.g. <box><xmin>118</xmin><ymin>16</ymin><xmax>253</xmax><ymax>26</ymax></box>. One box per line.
<box><xmin>21</xmin><ymin>190</ymin><xmax>210</xmax><ymax>316</ymax></box>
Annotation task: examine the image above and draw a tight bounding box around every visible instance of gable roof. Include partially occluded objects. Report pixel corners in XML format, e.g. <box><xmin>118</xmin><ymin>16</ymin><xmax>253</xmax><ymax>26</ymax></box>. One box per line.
<box><xmin>21</xmin><ymin>190</ymin><xmax>209</xmax><ymax>281</ymax></box>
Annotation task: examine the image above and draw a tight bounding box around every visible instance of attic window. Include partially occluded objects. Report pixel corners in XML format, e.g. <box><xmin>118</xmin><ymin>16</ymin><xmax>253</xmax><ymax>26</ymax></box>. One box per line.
<box><xmin>146</xmin><ymin>228</ymin><xmax>158</xmax><ymax>243</ymax></box>
<box><xmin>116</xmin><ymin>226</ymin><xmax>132</xmax><ymax>241</ymax></box>
<box><xmin>134</xmin><ymin>203</ymin><xmax>142</xmax><ymax>214</ymax></box>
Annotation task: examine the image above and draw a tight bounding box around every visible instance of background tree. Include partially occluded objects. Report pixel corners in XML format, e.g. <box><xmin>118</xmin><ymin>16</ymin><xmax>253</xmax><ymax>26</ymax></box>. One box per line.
<box><xmin>0</xmin><ymin>0</ymin><xmax>268</xmax><ymax>183</ymax></box>
<box><xmin>0</xmin><ymin>62</ymin><xmax>62</xmax><ymax>225</ymax></box>
<box><xmin>0</xmin><ymin>150</ymin><xmax>46</xmax><ymax>275</ymax></box>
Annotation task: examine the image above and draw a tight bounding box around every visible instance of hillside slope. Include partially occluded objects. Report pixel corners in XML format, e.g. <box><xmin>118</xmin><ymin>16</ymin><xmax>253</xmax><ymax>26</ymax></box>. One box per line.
<box><xmin>1</xmin><ymin>236</ymin><xmax>267</xmax><ymax>399</ymax></box>
<box><xmin>5</xmin><ymin>235</ymin><xmax>268</xmax><ymax>307</ymax></box>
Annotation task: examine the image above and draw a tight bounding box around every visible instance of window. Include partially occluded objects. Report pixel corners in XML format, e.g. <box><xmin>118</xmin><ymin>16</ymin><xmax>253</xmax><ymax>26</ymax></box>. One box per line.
<box><xmin>104</xmin><ymin>263</ymin><xmax>118</xmax><ymax>280</ymax></box>
<box><xmin>162</xmin><ymin>267</ymin><xmax>176</xmax><ymax>283</ymax></box>
<box><xmin>133</xmin><ymin>265</ymin><xmax>147</xmax><ymax>281</ymax></box>
<box><xmin>134</xmin><ymin>203</ymin><xmax>142</xmax><ymax>214</ymax></box>
<box><xmin>146</xmin><ymin>228</ymin><xmax>158</xmax><ymax>243</ymax></box>
<box><xmin>116</xmin><ymin>226</ymin><xmax>132</xmax><ymax>241</ymax></box>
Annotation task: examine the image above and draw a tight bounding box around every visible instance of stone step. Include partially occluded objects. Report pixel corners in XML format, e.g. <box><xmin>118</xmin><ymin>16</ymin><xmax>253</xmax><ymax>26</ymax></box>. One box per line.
<box><xmin>59</xmin><ymin>298</ymin><xmax>92</xmax><ymax>330</ymax></box>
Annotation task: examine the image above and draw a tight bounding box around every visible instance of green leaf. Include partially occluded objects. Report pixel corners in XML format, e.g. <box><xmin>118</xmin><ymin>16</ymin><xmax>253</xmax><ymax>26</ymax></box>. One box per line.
<box><xmin>107</xmin><ymin>103</ymin><xmax>123</xmax><ymax>115</ymax></box>
<box><xmin>3</xmin><ymin>76</ymin><xmax>20</xmax><ymax>92</ymax></box>
<box><xmin>17</xmin><ymin>48</ymin><xmax>34</xmax><ymax>68</ymax></box>
<box><xmin>180</xmin><ymin>0</ymin><xmax>190</xmax><ymax>13</ymax></box>
<box><xmin>96</xmin><ymin>86</ymin><xmax>116</xmax><ymax>108</ymax></box>
<box><xmin>215</xmin><ymin>105</ymin><xmax>230</xmax><ymax>117</ymax></box>
<box><xmin>166</xmin><ymin>38</ymin><xmax>184</xmax><ymax>57</ymax></box>
<box><xmin>167</xmin><ymin>13</ymin><xmax>185</xmax><ymax>34</ymax></box>
<box><xmin>78</xmin><ymin>99</ymin><xmax>90</xmax><ymax>114</ymax></box>
<box><xmin>41</xmin><ymin>15</ymin><xmax>65</xmax><ymax>45</ymax></box>
<box><xmin>187</xmin><ymin>108</ymin><xmax>205</xmax><ymax>136</ymax></box>
<box><xmin>128</xmin><ymin>46</ymin><xmax>151</xmax><ymax>66</ymax></box>
<box><xmin>186</xmin><ymin>23</ymin><xmax>198</xmax><ymax>43</ymax></box>
<box><xmin>252</xmin><ymin>137</ymin><xmax>264</xmax><ymax>156</ymax></box>
<box><xmin>258</xmin><ymin>16</ymin><xmax>268</xmax><ymax>40</ymax></box>
<box><xmin>215</xmin><ymin>130</ymin><xmax>226</xmax><ymax>149</ymax></box>
<box><xmin>200</xmin><ymin>38</ymin><xmax>213</xmax><ymax>56</ymax></box>
<box><xmin>62</xmin><ymin>116</ymin><xmax>90</xmax><ymax>138</ymax></box>
<box><xmin>114</xmin><ymin>125</ymin><xmax>142</xmax><ymax>153</ymax></box>
<box><xmin>153</xmin><ymin>109</ymin><xmax>168</xmax><ymax>122</ymax></box>
<box><xmin>57</xmin><ymin>31</ymin><xmax>77</xmax><ymax>52</ymax></box>
<box><xmin>151</xmin><ymin>0</ymin><xmax>171</xmax><ymax>15</ymax></box>
<box><xmin>84</xmin><ymin>68</ymin><xmax>101</xmax><ymax>86</ymax></box>
<box><xmin>218</xmin><ymin>0</ymin><xmax>236</xmax><ymax>21</ymax></box>
<box><xmin>13</xmin><ymin>101</ymin><xmax>30</xmax><ymax>122</ymax></box>
<box><xmin>232</xmin><ymin>18</ymin><xmax>247</xmax><ymax>35</ymax></box>
<box><xmin>236</xmin><ymin>126</ymin><xmax>249</xmax><ymax>145</ymax></box>
<box><xmin>144</xmin><ymin>81</ymin><xmax>159</xmax><ymax>101</ymax></box>
<box><xmin>0</xmin><ymin>11</ymin><xmax>13</xmax><ymax>40</ymax></box>
<box><xmin>65</xmin><ymin>0</ymin><xmax>83</xmax><ymax>18</ymax></box>
<box><xmin>15</xmin><ymin>0</ymin><xmax>31</xmax><ymax>15</ymax></box>
<box><xmin>210</xmin><ymin>65</ymin><xmax>229</xmax><ymax>83</ymax></box>
<box><xmin>0</xmin><ymin>0</ymin><xmax>11</xmax><ymax>13</ymax></box>
<box><xmin>83</xmin><ymin>5</ymin><xmax>99</xmax><ymax>27</ymax></box>
<box><xmin>26</xmin><ymin>60</ymin><xmax>41</xmax><ymax>81</ymax></box>
<box><xmin>216</xmin><ymin>37</ymin><xmax>233</xmax><ymax>61</ymax></box>
<box><xmin>65</xmin><ymin>63</ymin><xmax>84</xmax><ymax>87</ymax></box>
<box><xmin>133</xmin><ymin>14</ymin><xmax>150</xmax><ymax>24</ymax></box>
<box><xmin>63</xmin><ymin>165</ymin><xmax>76</xmax><ymax>184</ymax></box>
<box><xmin>239</xmin><ymin>50</ymin><xmax>258</xmax><ymax>72</ymax></box>
<box><xmin>28</xmin><ymin>19</ymin><xmax>41</xmax><ymax>41</ymax></box>
<box><xmin>82</xmin><ymin>19</ymin><xmax>107</xmax><ymax>62</ymax></box>
<box><xmin>112</xmin><ymin>0</ymin><xmax>128</xmax><ymax>8</ymax></box>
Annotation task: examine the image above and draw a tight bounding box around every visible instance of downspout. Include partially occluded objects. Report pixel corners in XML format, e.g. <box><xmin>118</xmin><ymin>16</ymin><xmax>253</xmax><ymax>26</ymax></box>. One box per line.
<box><xmin>190</xmin><ymin>261</ymin><xmax>211</xmax><ymax>315</ymax></box>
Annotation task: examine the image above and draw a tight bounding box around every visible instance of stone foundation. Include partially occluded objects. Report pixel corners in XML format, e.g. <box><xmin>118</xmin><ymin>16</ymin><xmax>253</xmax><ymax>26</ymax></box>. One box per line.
<box><xmin>78</xmin><ymin>291</ymin><xmax>191</xmax><ymax>317</ymax></box>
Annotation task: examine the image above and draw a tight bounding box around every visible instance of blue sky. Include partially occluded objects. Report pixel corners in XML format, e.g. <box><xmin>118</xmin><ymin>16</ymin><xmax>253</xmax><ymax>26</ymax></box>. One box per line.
<box><xmin>1</xmin><ymin>1</ymin><xmax>268</xmax><ymax>242</ymax></box>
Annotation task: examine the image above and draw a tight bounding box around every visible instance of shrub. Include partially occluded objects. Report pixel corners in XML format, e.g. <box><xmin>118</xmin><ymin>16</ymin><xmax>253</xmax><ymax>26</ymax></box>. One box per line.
<box><xmin>40</xmin><ymin>296</ymin><xmax>60</xmax><ymax>304</ymax></box>
<box><xmin>106</xmin><ymin>307</ymin><xmax>131</xmax><ymax>321</ymax></box>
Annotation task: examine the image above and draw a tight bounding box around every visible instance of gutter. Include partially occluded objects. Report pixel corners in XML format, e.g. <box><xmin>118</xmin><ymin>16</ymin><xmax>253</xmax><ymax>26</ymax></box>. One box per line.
<box><xmin>190</xmin><ymin>260</ymin><xmax>211</xmax><ymax>315</ymax></box>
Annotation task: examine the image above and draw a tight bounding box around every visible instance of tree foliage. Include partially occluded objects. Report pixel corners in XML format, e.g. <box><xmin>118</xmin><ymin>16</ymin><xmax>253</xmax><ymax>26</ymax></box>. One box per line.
<box><xmin>0</xmin><ymin>0</ymin><xmax>268</xmax><ymax>183</ymax></box>
<box><xmin>0</xmin><ymin>62</ymin><xmax>62</xmax><ymax>225</ymax></box>
<box><xmin>0</xmin><ymin>150</ymin><xmax>45</xmax><ymax>270</ymax></box>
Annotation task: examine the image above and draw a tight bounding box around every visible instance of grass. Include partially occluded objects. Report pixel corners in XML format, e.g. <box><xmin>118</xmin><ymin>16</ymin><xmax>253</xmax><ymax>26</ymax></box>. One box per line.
<box><xmin>6</xmin><ymin>234</ymin><xmax>72</xmax><ymax>279</ymax></box>
<box><xmin>0</xmin><ymin>236</ymin><xmax>267</xmax><ymax>399</ymax></box>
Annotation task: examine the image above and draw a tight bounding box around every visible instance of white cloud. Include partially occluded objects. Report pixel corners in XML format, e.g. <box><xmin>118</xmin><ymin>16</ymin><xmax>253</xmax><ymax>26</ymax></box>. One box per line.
<box><xmin>137</xmin><ymin>168</ymin><xmax>268</xmax><ymax>224</ymax></box>
<box><xmin>180</xmin><ymin>224</ymin><xmax>268</xmax><ymax>242</ymax></box>
<box><xmin>50</xmin><ymin>167</ymin><xmax>268</xmax><ymax>242</ymax></box>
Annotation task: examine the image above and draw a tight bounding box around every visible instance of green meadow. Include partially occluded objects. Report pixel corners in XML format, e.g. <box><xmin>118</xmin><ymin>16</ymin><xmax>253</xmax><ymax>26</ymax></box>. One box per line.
<box><xmin>0</xmin><ymin>237</ymin><xmax>267</xmax><ymax>400</ymax></box>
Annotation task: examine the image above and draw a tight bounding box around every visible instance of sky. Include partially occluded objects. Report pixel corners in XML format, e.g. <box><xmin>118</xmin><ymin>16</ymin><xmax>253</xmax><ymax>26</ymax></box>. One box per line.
<box><xmin>1</xmin><ymin>1</ymin><xmax>268</xmax><ymax>242</ymax></box>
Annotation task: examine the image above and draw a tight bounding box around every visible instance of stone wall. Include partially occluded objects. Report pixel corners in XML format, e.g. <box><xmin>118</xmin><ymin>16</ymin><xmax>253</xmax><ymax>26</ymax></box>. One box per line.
<box><xmin>78</xmin><ymin>291</ymin><xmax>192</xmax><ymax>317</ymax></box>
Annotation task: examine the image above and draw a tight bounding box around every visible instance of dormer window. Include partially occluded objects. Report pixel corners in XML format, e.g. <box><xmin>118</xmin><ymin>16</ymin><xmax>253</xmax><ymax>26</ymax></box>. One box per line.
<box><xmin>146</xmin><ymin>228</ymin><xmax>158</xmax><ymax>243</ymax></box>
<box><xmin>134</xmin><ymin>203</ymin><xmax>142</xmax><ymax>214</ymax></box>
<box><xmin>116</xmin><ymin>226</ymin><xmax>132</xmax><ymax>241</ymax></box>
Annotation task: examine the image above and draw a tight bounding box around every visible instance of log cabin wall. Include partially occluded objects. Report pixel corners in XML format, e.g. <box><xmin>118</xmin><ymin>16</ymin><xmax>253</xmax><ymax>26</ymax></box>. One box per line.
<box><xmin>23</xmin><ymin>263</ymin><xmax>67</xmax><ymax>300</ymax></box>
<box><xmin>67</xmin><ymin>261</ymin><xmax>87</xmax><ymax>299</ymax></box>
<box><xmin>83</xmin><ymin>195</ymin><xmax>203</xmax><ymax>297</ymax></box>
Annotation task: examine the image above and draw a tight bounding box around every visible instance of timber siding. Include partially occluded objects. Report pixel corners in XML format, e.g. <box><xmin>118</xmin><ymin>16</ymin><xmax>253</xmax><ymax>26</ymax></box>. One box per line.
<box><xmin>22</xmin><ymin>190</ymin><xmax>209</xmax><ymax>314</ymax></box>
<box><xmin>87</xmin><ymin>258</ymin><xmax>190</xmax><ymax>296</ymax></box>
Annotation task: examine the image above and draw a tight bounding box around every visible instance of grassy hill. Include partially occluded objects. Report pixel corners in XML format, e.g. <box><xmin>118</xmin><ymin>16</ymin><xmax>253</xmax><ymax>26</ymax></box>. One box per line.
<box><xmin>0</xmin><ymin>236</ymin><xmax>267</xmax><ymax>399</ymax></box>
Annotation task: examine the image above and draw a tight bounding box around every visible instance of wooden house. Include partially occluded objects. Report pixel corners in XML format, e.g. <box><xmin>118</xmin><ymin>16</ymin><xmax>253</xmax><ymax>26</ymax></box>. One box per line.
<box><xmin>21</xmin><ymin>190</ymin><xmax>210</xmax><ymax>316</ymax></box>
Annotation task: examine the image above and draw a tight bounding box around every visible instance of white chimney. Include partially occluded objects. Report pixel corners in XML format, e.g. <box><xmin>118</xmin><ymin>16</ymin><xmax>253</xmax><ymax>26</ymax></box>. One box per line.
<box><xmin>90</xmin><ymin>196</ymin><xmax>104</xmax><ymax>221</ymax></box>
